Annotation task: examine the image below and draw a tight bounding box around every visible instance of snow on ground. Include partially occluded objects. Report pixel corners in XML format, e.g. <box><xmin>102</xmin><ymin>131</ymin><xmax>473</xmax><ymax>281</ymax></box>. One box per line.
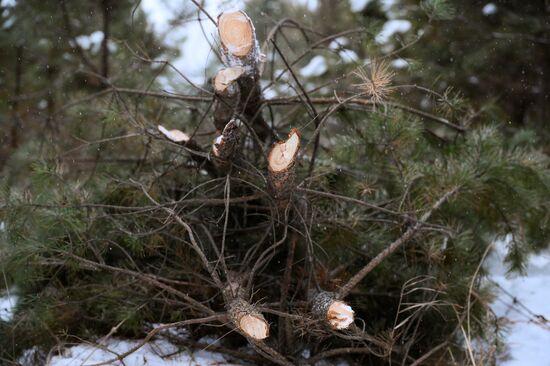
<box><xmin>487</xmin><ymin>235</ymin><xmax>550</xmax><ymax>365</ymax></box>
<box><xmin>47</xmin><ymin>337</ymin><xmax>245</xmax><ymax>366</ymax></box>
<box><xmin>0</xmin><ymin>288</ymin><xmax>18</xmax><ymax>322</ymax></box>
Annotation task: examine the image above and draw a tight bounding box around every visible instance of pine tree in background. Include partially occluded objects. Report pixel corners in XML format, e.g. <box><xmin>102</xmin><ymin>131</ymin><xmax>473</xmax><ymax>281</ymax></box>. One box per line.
<box><xmin>1</xmin><ymin>0</ymin><xmax>549</xmax><ymax>365</ymax></box>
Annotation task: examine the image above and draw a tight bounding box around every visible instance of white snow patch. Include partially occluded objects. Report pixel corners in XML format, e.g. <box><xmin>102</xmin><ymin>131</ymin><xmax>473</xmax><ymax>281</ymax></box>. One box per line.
<box><xmin>375</xmin><ymin>20</ymin><xmax>411</xmax><ymax>44</ymax></box>
<box><xmin>3</xmin><ymin>15</ymin><xmax>15</xmax><ymax>29</ymax></box>
<box><xmin>339</xmin><ymin>49</ymin><xmax>359</xmax><ymax>63</ymax></box>
<box><xmin>329</xmin><ymin>37</ymin><xmax>350</xmax><ymax>50</ymax></box>
<box><xmin>73</xmin><ymin>31</ymin><xmax>117</xmax><ymax>54</ymax></box>
<box><xmin>299</xmin><ymin>56</ymin><xmax>327</xmax><ymax>77</ymax></box>
<box><xmin>0</xmin><ymin>221</ymin><xmax>5</xmax><ymax>231</ymax></box>
<box><xmin>482</xmin><ymin>3</ymin><xmax>497</xmax><ymax>16</ymax></box>
<box><xmin>18</xmin><ymin>346</ymin><xmax>44</xmax><ymax>366</ymax></box>
<box><xmin>391</xmin><ymin>58</ymin><xmax>409</xmax><ymax>69</ymax></box>
<box><xmin>349</xmin><ymin>0</ymin><xmax>373</xmax><ymax>12</ymax></box>
<box><xmin>75</xmin><ymin>31</ymin><xmax>104</xmax><ymax>50</ymax></box>
<box><xmin>0</xmin><ymin>290</ymin><xmax>18</xmax><ymax>322</ymax></box>
<box><xmin>48</xmin><ymin>337</ymin><xmax>244</xmax><ymax>366</ymax></box>
<box><xmin>487</xmin><ymin>235</ymin><xmax>550</xmax><ymax>365</ymax></box>
<box><xmin>262</xmin><ymin>87</ymin><xmax>277</xmax><ymax>99</ymax></box>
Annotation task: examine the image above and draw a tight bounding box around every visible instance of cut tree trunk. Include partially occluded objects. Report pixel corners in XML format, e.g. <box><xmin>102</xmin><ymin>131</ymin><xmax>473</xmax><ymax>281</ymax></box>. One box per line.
<box><xmin>311</xmin><ymin>291</ymin><xmax>355</xmax><ymax>330</ymax></box>
<box><xmin>217</xmin><ymin>11</ymin><xmax>271</xmax><ymax>142</ymax></box>
<box><xmin>228</xmin><ymin>298</ymin><xmax>269</xmax><ymax>340</ymax></box>
<box><xmin>213</xmin><ymin>67</ymin><xmax>244</xmax><ymax>132</ymax></box>
<box><xmin>218</xmin><ymin>11</ymin><xmax>258</xmax><ymax>67</ymax></box>
<box><xmin>223</xmin><ymin>271</ymin><xmax>269</xmax><ymax>342</ymax></box>
<box><xmin>268</xmin><ymin>129</ymin><xmax>300</xmax><ymax>208</ymax></box>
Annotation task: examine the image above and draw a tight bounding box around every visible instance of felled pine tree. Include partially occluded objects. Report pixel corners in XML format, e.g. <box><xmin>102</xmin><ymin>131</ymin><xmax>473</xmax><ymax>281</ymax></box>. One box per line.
<box><xmin>1</xmin><ymin>7</ymin><xmax>549</xmax><ymax>366</ymax></box>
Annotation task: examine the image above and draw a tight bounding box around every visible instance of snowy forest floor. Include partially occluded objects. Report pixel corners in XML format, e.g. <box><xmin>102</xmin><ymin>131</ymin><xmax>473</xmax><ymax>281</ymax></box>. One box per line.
<box><xmin>486</xmin><ymin>237</ymin><xmax>550</xmax><ymax>366</ymax></box>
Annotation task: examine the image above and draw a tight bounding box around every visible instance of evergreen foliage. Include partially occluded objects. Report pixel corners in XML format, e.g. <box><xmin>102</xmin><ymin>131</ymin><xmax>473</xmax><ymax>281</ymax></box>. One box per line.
<box><xmin>1</xmin><ymin>0</ymin><xmax>549</xmax><ymax>365</ymax></box>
